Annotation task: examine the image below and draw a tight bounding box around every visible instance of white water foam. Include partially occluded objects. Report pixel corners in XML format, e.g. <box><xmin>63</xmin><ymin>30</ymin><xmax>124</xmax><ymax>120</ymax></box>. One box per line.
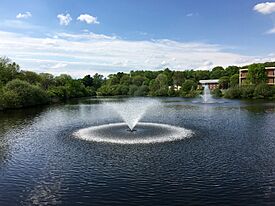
<box><xmin>74</xmin><ymin>122</ymin><xmax>193</xmax><ymax>144</ymax></box>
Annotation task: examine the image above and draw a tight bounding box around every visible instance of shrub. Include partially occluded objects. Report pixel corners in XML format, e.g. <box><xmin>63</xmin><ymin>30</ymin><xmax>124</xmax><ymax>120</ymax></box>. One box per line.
<box><xmin>2</xmin><ymin>79</ymin><xmax>49</xmax><ymax>108</ymax></box>
<box><xmin>230</xmin><ymin>74</ymin><xmax>239</xmax><ymax>87</ymax></box>
<box><xmin>128</xmin><ymin>85</ymin><xmax>139</xmax><ymax>96</ymax></box>
<box><xmin>240</xmin><ymin>85</ymin><xmax>255</xmax><ymax>99</ymax></box>
<box><xmin>212</xmin><ymin>88</ymin><xmax>222</xmax><ymax>97</ymax></box>
<box><xmin>97</xmin><ymin>85</ymin><xmax>110</xmax><ymax>96</ymax></box>
<box><xmin>253</xmin><ymin>83</ymin><xmax>272</xmax><ymax>98</ymax></box>
<box><xmin>224</xmin><ymin>86</ymin><xmax>241</xmax><ymax>99</ymax></box>
<box><xmin>47</xmin><ymin>86</ymin><xmax>68</xmax><ymax>100</ymax></box>
<box><xmin>134</xmin><ymin>85</ymin><xmax>149</xmax><ymax>96</ymax></box>
<box><xmin>181</xmin><ymin>80</ymin><xmax>197</xmax><ymax>93</ymax></box>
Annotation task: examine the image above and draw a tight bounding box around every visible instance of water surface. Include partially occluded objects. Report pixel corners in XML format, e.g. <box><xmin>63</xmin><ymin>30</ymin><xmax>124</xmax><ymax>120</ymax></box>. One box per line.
<box><xmin>0</xmin><ymin>97</ymin><xmax>275</xmax><ymax>205</ymax></box>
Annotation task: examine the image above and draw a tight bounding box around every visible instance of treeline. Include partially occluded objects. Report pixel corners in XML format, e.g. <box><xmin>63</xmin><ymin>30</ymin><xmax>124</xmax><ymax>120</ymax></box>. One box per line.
<box><xmin>1</xmin><ymin>57</ymin><xmax>275</xmax><ymax>110</ymax></box>
<box><xmin>97</xmin><ymin>66</ymin><xmax>241</xmax><ymax>97</ymax></box>
<box><xmin>97</xmin><ymin>62</ymin><xmax>275</xmax><ymax>99</ymax></box>
<box><xmin>0</xmin><ymin>57</ymin><xmax>104</xmax><ymax>110</ymax></box>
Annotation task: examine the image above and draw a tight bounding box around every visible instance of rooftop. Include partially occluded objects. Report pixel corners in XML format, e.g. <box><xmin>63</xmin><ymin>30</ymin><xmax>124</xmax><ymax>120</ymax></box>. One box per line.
<box><xmin>199</xmin><ymin>79</ymin><xmax>219</xmax><ymax>84</ymax></box>
<box><xmin>240</xmin><ymin>67</ymin><xmax>275</xmax><ymax>71</ymax></box>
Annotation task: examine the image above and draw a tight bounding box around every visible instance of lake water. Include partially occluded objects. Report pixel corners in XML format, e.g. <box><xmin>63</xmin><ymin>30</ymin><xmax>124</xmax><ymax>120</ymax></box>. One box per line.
<box><xmin>0</xmin><ymin>97</ymin><xmax>275</xmax><ymax>205</ymax></box>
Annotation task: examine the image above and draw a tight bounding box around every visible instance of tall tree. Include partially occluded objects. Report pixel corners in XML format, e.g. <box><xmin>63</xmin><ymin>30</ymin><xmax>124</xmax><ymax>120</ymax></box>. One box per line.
<box><xmin>210</xmin><ymin>66</ymin><xmax>226</xmax><ymax>79</ymax></box>
<box><xmin>247</xmin><ymin>64</ymin><xmax>267</xmax><ymax>84</ymax></box>
<box><xmin>230</xmin><ymin>74</ymin><xmax>239</xmax><ymax>87</ymax></box>
<box><xmin>219</xmin><ymin>76</ymin><xmax>230</xmax><ymax>89</ymax></box>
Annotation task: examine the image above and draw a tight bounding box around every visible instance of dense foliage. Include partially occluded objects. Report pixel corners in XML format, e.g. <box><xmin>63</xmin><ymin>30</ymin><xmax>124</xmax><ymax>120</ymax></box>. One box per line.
<box><xmin>0</xmin><ymin>56</ymin><xmax>274</xmax><ymax>110</ymax></box>
<box><xmin>0</xmin><ymin>57</ymin><xmax>104</xmax><ymax>110</ymax></box>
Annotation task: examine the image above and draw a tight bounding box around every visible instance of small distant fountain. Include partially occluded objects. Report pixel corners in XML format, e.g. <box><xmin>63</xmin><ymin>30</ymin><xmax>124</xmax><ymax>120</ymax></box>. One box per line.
<box><xmin>201</xmin><ymin>85</ymin><xmax>213</xmax><ymax>103</ymax></box>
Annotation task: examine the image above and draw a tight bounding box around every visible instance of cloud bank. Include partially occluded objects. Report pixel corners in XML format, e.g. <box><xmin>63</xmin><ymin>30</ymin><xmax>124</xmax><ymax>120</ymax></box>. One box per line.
<box><xmin>0</xmin><ymin>30</ymin><xmax>274</xmax><ymax>78</ymax></box>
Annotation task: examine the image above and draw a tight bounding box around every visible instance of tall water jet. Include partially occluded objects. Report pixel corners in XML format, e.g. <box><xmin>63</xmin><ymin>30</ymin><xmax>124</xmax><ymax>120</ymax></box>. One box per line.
<box><xmin>201</xmin><ymin>85</ymin><xmax>213</xmax><ymax>103</ymax></box>
<box><xmin>105</xmin><ymin>98</ymin><xmax>160</xmax><ymax>131</ymax></box>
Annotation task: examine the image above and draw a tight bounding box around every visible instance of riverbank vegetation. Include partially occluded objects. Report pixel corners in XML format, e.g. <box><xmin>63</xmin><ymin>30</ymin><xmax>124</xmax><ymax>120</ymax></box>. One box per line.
<box><xmin>0</xmin><ymin>57</ymin><xmax>274</xmax><ymax>110</ymax></box>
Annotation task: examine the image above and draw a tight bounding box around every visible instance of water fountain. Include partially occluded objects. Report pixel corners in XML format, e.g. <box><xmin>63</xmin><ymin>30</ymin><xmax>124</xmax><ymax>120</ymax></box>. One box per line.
<box><xmin>105</xmin><ymin>98</ymin><xmax>158</xmax><ymax>131</ymax></box>
<box><xmin>74</xmin><ymin>98</ymin><xmax>193</xmax><ymax>144</ymax></box>
<box><xmin>201</xmin><ymin>85</ymin><xmax>214</xmax><ymax>103</ymax></box>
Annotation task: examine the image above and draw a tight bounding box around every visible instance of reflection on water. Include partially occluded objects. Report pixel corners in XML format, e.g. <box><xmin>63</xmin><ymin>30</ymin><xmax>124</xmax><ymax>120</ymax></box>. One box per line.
<box><xmin>0</xmin><ymin>97</ymin><xmax>274</xmax><ymax>206</ymax></box>
<box><xmin>0</xmin><ymin>107</ymin><xmax>47</xmax><ymax>165</ymax></box>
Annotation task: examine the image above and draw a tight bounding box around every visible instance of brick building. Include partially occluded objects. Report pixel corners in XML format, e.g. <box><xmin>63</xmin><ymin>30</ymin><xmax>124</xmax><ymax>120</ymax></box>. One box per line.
<box><xmin>239</xmin><ymin>67</ymin><xmax>275</xmax><ymax>85</ymax></box>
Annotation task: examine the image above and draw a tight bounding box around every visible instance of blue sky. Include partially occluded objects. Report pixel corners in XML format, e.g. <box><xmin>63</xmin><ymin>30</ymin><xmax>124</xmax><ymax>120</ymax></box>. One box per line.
<box><xmin>0</xmin><ymin>0</ymin><xmax>274</xmax><ymax>77</ymax></box>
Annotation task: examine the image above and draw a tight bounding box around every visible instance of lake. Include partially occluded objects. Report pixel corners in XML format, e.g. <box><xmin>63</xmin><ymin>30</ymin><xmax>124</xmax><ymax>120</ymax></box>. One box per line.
<box><xmin>0</xmin><ymin>97</ymin><xmax>275</xmax><ymax>205</ymax></box>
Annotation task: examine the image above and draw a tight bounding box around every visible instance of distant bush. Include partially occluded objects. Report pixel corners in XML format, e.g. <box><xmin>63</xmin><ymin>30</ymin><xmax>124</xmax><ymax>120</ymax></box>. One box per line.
<box><xmin>253</xmin><ymin>83</ymin><xmax>273</xmax><ymax>99</ymax></box>
<box><xmin>230</xmin><ymin>74</ymin><xmax>239</xmax><ymax>87</ymax></box>
<box><xmin>224</xmin><ymin>86</ymin><xmax>241</xmax><ymax>99</ymax></box>
<box><xmin>167</xmin><ymin>87</ymin><xmax>177</xmax><ymax>97</ymax></box>
<box><xmin>2</xmin><ymin>79</ymin><xmax>49</xmax><ymax>108</ymax></box>
<box><xmin>116</xmin><ymin>85</ymin><xmax>129</xmax><ymax>95</ymax></box>
<box><xmin>240</xmin><ymin>85</ymin><xmax>255</xmax><ymax>99</ymax></box>
<box><xmin>223</xmin><ymin>84</ymin><xmax>274</xmax><ymax>99</ymax></box>
<box><xmin>212</xmin><ymin>88</ymin><xmax>222</xmax><ymax>97</ymax></box>
<box><xmin>0</xmin><ymin>88</ymin><xmax>5</xmax><ymax>110</ymax></box>
<box><xmin>181</xmin><ymin>80</ymin><xmax>197</xmax><ymax>93</ymax></box>
<box><xmin>128</xmin><ymin>85</ymin><xmax>139</xmax><ymax>96</ymax></box>
<box><xmin>134</xmin><ymin>85</ymin><xmax>149</xmax><ymax>96</ymax></box>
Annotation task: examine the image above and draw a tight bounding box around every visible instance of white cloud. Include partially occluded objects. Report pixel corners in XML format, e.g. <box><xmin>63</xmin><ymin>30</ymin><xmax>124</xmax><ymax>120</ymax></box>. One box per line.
<box><xmin>16</xmin><ymin>12</ymin><xmax>32</xmax><ymax>19</ymax></box>
<box><xmin>77</xmin><ymin>14</ymin><xmax>99</xmax><ymax>24</ymax></box>
<box><xmin>0</xmin><ymin>30</ymin><xmax>274</xmax><ymax>78</ymax></box>
<box><xmin>254</xmin><ymin>2</ymin><xmax>275</xmax><ymax>14</ymax></box>
<box><xmin>186</xmin><ymin>13</ymin><xmax>194</xmax><ymax>17</ymax></box>
<box><xmin>57</xmin><ymin>13</ymin><xmax>72</xmax><ymax>26</ymax></box>
<box><xmin>51</xmin><ymin>63</ymin><xmax>68</xmax><ymax>69</ymax></box>
<box><xmin>55</xmin><ymin>32</ymin><xmax>116</xmax><ymax>40</ymax></box>
<box><xmin>42</xmin><ymin>38</ymin><xmax>58</xmax><ymax>46</ymax></box>
<box><xmin>266</xmin><ymin>26</ymin><xmax>275</xmax><ymax>34</ymax></box>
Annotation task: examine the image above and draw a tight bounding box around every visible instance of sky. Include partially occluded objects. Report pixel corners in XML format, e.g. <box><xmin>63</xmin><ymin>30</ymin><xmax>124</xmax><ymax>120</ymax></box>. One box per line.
<box><xmin>0</xmin><ymin>0</ymin><xmax>275</xmax><ymax>77</ymax></box>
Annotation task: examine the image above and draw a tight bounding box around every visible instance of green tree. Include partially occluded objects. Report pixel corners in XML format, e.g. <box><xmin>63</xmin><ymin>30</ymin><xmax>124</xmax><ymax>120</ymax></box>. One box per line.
<box><xmin>18</xmin><ymin>71</ymin><xmax>41</xmax><ymax>84</ymax></box>
<box><xmin>0</xmin><ymin>57</ymin><xmax>20</xmax><ymax>84</ymax></box>
<box><xmin>253</xmin><ymin>83</ymin><xmax>272</xmax><ymax>98</ymax></box>
<box><xmin>149</xmin><ymin>74</ymin><xmax>169</xmax><ymax>96</ymax></box>
<box><xmin>240</xmin><ymin>85</ymin><xmax>255</xmax><ymax>99</ymax></box>
<box><xmin>93</xmin><ymin>73</ymin><xmax>104</xmax><ymax>90</ymax></box>
<box><xmin>181</xmin><ymin>79</ymin><xmax>197</xmax><ymax>93</ymax></box>
<box><xmin>120</xmin><ymin>75</ymin><xmax>131</xmax><ymax>86</ymax></box>
<box><xmin>224</xmin><ymin>86</ymin><xmax>241</xmax><ymax>99</ymax></box>
<box><xmin>82</xmin><ymin>75</ymin><xmax>93</xmax><ymax>87</ymax></box>
<box><xmin>225</xmin><ymin>66</ymin><xmax>239</xmax><ymax>77</ymax></box>
<box><xmin>39</xmin><ymin>73</ymin><xmax>54</xmax><ymax>89</ymax></box>
<box><xmin>134</xmin><ymin>85</ymin><xmax>149</xmax><ymax>96</ymax></box>
<box><xmin>132</xmin><ymin>75</ymin><xmax>146</xmax><ymax>86</ymax></box>
<box><xmin>128</xmin><ymin>85</ymin><xmax>139</xmax><ymax>96</ymax></box>
<box><xmin>210</xmin><ymin>66</ymin><xmax>226</xmax><ymax>79</ymax></box>
<box><xmin>230</xmin><ymin>74</ymin><xmax>239</xmax><ymax>87</ymax></box>
<box><xmin>194</xmin><ymin>70</ymin><xmax>210</xmax><ymax>81</ymax></box>
<box><xmin>55</xmin><ymin>74</ymin><xmax>72</xmax><ymax>86</ymax></box>
<box><xmin>2</xmin><ymin>79</ymin><xmax>49</xmax><ymax>108</ymax></box>
<box><xmin>219</xmin><ymin>76</ymin><xmax>230</xmax><ymax>89</ymax></box>
<box><xmin>163</xmin><ymin>68</ymin><xmax>173</xmax><ymax>85</ymax></box>
<box><xmin>247</xmin><ymin>64</ymin><xmax>267</xmax><ymax>84</ymax></box>
<box><xmin>172</xmin><ymin>71</ymin><xmax>185</xmax><ymax>86</ymax></box>
<box><xmin>212</xmin><ymin>88</ymin><xmax>222</xmax><ymax>97</ymax></box>
<box><xmin>148</xmin><ymin>79</ymin><xmax>158</xmax><ymax>96</ymax></box>
<box><xmin>97</xmin><ymin>85</ymin><xmax>110</xmax><ymax>96</ymax></box>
